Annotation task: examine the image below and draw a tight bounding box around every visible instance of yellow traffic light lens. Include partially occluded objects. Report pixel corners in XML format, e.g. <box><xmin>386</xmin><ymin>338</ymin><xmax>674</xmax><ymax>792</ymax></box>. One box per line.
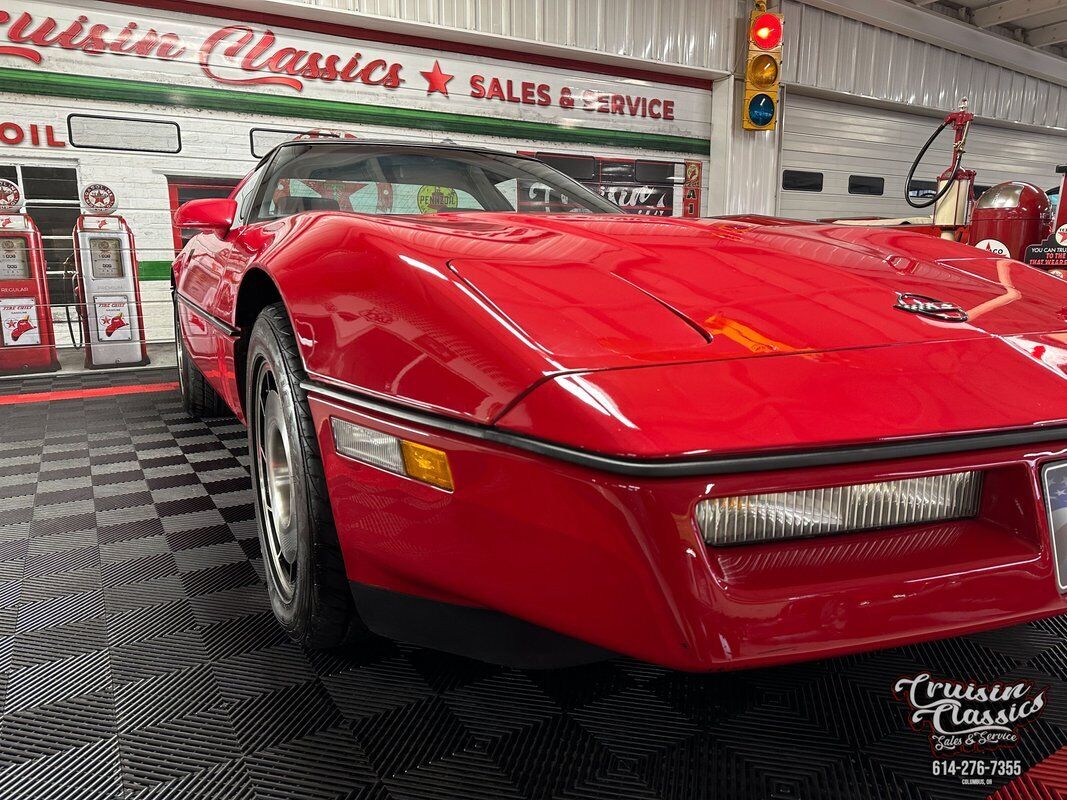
<box><xmin>747</xmin><ymin>54</ymin><xmax>779</xmax><ymax>88</ymax></box>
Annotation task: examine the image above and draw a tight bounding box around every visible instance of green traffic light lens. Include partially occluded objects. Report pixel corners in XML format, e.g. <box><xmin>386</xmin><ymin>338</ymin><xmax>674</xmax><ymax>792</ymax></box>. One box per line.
<box><xmin>747</xmin><ymin>93</ymin><xmax>775</xmax><ymax>127</ymax></box>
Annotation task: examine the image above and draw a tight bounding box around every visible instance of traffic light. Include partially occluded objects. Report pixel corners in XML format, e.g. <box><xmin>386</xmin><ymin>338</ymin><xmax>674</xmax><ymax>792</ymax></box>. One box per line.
<box><xmin>742</xmin><ymin>7</ymin><xmax>783</xmax><ymax>130</ymax></box>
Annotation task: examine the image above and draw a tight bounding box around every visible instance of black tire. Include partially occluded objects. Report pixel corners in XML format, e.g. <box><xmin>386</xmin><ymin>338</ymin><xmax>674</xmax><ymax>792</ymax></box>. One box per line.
<box><xmin>246</xmin><ymin>302</ymin><xmax>365</xmax><ymax>648</ymax></box>
<box><xmin>174</xmin><ymin>294</ymin><xmax>228</xmax><ymax>418</ymax></box>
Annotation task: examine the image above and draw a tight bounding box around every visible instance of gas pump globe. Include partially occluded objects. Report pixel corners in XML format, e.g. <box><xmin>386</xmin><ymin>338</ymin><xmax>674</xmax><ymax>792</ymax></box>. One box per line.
<box><xmin>72</xmin><ymin>183</ymin><xmax>150</xmax><ymax>368</ymax></box>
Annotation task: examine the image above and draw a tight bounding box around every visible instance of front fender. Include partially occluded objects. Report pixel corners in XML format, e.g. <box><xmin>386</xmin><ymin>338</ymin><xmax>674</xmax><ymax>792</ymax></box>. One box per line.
<box><xmin>240</xmin><ymin>215</ymin><xmax>552</xmax><ymax>424</ymax></box>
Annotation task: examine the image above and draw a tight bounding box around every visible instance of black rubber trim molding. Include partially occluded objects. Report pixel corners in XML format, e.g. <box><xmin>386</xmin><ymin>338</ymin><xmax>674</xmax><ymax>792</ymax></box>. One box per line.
<box><xmin>302</xmin><ymin>378</ymin><xmax>1067</xmax><ymax>477</ymax></box>
<box><xmin>351</xmin><ymin>583</ymin><xmax>611</xmax><ymax>668</ymax></box>
<box><xmin>175</xmin><ymin>292</ymin><xmax>241</xmax><ymax>338</ymax></box>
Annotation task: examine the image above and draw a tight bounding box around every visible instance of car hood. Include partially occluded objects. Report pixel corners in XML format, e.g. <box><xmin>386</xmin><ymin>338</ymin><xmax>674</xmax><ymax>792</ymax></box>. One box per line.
<box><xmin>426</xmin><ymin>213</ymin><xmax>1067</xmax><ymax>454</ymax></box>
<box><xmin>410</xmin><ymin>213</ymin><xmax>1067</xmax><ymax>370</ymax></box>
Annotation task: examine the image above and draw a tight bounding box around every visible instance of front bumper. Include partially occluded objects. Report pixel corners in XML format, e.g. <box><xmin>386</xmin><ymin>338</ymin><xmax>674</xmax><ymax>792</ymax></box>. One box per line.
<box><xmin>308</xmin><ymin>388</ymin><xmax>1067</xmax><ymax>671</ymax></box>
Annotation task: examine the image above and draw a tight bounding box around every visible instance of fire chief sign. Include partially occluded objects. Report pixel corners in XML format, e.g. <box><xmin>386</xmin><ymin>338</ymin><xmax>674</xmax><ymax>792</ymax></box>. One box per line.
<box><xmin>0</xmin><ymin>298</ymin><xmax>41</xmax><ymax>347</ymax></box>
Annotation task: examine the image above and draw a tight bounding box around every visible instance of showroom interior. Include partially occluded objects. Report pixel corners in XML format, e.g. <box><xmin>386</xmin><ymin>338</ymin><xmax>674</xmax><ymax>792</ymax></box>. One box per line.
<box><xmin>7</xmin><ymin>0</ymin><xmax>1067</xmax><ymax>797</ymax></box>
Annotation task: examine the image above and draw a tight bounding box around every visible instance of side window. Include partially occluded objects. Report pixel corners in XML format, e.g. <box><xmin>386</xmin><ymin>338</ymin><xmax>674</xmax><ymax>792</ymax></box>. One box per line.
<box><xmin>782</xmin><ymin>170</ymin><xmax>823</xmax><ymax>192</ymax></box>
<box><xmin>848</xmin><ymin>175</ymin><xmax>884</xmax><ymax>196</ymax></box>
<box><xmin>249</xmin><ymin>145</ymin><xmax>303</xmax><ymax>222</ymax></box>
<box><xmin>232</xmin><ymin>166</ymin><xmax>266</xmax><ymax>225</ymax></box>
<box><xmin>908</xmin><ymin>179</ymin><xmax>937</xmax><ymax>201</ymax></box>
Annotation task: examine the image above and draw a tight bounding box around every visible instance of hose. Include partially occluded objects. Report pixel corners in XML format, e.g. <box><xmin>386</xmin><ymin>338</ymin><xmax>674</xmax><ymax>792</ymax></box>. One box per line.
<box><xmin>65</xmin><ymin>267</ymin><xmax>83</xmax><ymax>349</ymax></box>
<box><xmin>905</xmin><ymin>120</ymin><xmax>961</xmax><ymax>209</ymax></box>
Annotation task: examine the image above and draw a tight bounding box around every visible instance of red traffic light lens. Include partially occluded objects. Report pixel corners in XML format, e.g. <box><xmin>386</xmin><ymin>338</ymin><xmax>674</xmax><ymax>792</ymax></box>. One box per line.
<box><xmin>751</xmin><ymin>13</ymin><xmax>783</xmax><ymax>50</ymax></box>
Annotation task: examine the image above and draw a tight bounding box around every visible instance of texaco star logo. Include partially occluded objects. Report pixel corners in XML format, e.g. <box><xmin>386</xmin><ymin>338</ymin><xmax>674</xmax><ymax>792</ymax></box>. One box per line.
<box><xmin>81</xmin><ymin>183</ymin><xmax>117</xmax><ymax>214</ymax></box>
<box><xmin>0</xmin><ymin>179</ymin><xmax>21</xmax><ymax>211</ymax></box>
<box><xmin>1056</xmin><ymin>224</ymin><xmax>1067</xmax><ymax>246</ymax></box>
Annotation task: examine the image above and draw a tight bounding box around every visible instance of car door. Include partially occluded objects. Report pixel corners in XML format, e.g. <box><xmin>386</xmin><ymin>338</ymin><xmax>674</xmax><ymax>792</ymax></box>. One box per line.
<box><xmin>175</xmin><ymin>156</ymin><xmax>272</xmax><ymax>400</ymax></box>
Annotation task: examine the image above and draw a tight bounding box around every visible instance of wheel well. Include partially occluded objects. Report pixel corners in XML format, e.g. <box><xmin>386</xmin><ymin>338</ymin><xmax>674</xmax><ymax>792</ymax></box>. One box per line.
<box><xmin>234</xmin><ymin>269</ymin><xmax>283</xmax><ymax>411</ymax></box>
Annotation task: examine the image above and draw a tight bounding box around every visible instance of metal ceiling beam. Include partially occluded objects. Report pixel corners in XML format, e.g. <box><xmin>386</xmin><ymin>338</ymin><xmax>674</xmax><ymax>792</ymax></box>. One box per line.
<box><xmin>1029</xmin><ymin>19</ymin><xmax>1067</xmax><ymax>46</ymax></box>
<box><xmin>974</xmin><ymin>0</ymin><xmax>1066</xmax><ymax>29</ymax></box>
<box><xmin>802</xmin><ymin>0</ymin><xmax>1067</xmax><ymax>85</ymax></box>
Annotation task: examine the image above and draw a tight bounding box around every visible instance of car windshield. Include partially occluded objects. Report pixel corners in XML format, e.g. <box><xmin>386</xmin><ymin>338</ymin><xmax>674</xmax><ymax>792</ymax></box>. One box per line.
<box><xmin>250</xmin><ymin>143</ymin><xmax>622</xmax><ymax>219</ymax></box>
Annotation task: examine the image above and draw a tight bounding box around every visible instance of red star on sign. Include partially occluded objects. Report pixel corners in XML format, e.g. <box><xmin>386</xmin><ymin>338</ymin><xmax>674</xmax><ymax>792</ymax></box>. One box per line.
<box><xmin>421</xmin><ymin>60</ymin><xmax>454</xmax><ymax>96</ymax></box>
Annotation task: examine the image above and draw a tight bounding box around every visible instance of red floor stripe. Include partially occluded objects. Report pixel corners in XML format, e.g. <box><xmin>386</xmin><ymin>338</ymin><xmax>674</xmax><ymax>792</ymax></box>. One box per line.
<box><xmin>0</xmin><ymin>382</ymin><xmax>179</xmax><ymax>406</ymax></box>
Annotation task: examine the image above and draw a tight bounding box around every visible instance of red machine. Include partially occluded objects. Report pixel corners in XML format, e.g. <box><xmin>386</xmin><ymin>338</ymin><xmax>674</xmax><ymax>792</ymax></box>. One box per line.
<box><xmin>969</xmin><ymin>182</ymin><xmax>1053</xmax><ymax>260</ymax></box>
<box><xmin>72</xmin><ymin>184</ymin><xmax>150</xmax><ymax>368</ymax></box>
<box><xmin>0</xmin><ymin>178</ymin><xmax>60</xmax><ymax>375</ymax></box>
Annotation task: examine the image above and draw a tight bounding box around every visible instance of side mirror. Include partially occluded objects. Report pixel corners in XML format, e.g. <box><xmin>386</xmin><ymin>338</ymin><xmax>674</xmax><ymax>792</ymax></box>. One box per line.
<box><xmin>174</xmin><ymin>198</ymin><xmax>236</xmax><ymax>235</ymax></box>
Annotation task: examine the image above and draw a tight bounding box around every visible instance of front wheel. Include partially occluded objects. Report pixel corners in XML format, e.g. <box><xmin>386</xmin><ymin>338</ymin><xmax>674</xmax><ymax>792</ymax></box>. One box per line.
<box><xmin>246</xmin><ymin>303</ymin><xmax>365</xmax><ymax>648</ymax></box>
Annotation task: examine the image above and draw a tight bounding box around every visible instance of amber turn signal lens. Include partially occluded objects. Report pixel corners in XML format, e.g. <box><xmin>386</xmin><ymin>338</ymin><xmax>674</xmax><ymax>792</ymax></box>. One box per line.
<box><xmin>747</xmin><ymin>53</ymin><xmax>779</xmax><ymax>88</ymax></box>
<box><xmin>401</xmin><ymin>440</ymin><xmax>455</xmax><ymax>491</ymax></box>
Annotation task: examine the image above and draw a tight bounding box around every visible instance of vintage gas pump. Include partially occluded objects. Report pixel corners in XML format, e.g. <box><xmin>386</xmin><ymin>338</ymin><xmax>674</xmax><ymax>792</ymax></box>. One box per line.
<box><xmin>0</xmin><ymin>178</ymin><xmax>60</xmax><ymax>375</ymax></box>
<box><xmin>905</xmin><ymin>99</ymin><xmax>976</xmax><ymax>239</ymax></box>
<box><xmin>969</xmin><ymin>183</ymin><xmax>1052</xmax><ymax>260</ymax></box>
<box><xmin>72</xmin><ymin>183</ymin><xmax>150</xmax><ymax>368</ymax></box>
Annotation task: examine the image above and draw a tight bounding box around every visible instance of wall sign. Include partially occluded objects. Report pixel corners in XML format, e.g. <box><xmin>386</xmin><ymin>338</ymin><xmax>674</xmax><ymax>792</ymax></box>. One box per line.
<box><xmin>0</xmin><ymin>120</ymin><xmax>65</xmax><ymax>147</ymax></box>
<box><xmin>683</xmin><ymin>161</ymin><xmax>703</xmax><ymax>218</ymax></box>
<box><xmin>1024</xmin><ymin>224</ymin><xmax>1067</xmax><ymax>272</ymax></box>
<box><xmin>0</xmin><ymin>2</ymin><xmax>710</xmax><ymax>146</ymax></box>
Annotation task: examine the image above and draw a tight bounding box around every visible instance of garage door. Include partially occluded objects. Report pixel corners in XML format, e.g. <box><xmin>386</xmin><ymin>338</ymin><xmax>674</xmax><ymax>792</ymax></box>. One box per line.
<box><xmin>779</xmin><ymin>93</ymin><xmax>1067</xmax><ymax>220</ymax></box>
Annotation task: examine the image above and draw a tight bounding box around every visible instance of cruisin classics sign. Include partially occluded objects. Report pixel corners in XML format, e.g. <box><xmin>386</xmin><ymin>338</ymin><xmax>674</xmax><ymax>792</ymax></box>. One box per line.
<box><xmin>0</xmin><ymin>1</ymin><xmax>710</xmax><ymax>145</ymax></box>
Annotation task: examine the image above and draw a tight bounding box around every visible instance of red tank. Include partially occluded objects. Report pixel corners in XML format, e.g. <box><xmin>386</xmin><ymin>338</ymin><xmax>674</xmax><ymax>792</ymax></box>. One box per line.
<box><xmin>968</xmin><ymin>182</ymin><xmax>1052</xmax><ymax>259</ymax></box>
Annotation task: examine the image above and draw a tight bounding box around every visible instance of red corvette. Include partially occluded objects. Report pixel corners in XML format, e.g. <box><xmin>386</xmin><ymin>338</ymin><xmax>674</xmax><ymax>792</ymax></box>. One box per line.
<box><xmin>173</xmin><ymin>140</ymin><xmax>1067</xmax><ymax>671</ymax></box>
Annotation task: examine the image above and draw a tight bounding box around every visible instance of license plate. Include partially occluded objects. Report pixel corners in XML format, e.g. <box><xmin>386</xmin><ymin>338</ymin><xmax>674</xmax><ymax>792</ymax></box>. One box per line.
<box><xmin>1042</xmin><ymin>461</ymin><xmax>1067</xmax><ymax>591</ymax></box>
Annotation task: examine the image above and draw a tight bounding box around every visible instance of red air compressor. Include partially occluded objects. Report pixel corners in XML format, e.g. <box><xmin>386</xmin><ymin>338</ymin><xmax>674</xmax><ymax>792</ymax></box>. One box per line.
<box><xmin>0</xmin><ymin>178</ymin><xmax>60</xmax><ymax>375</ymax></box>
<box><xmin>72</xmin><ymin>184</ymin><xmax>150</xmax><ymax>368</ymax></box>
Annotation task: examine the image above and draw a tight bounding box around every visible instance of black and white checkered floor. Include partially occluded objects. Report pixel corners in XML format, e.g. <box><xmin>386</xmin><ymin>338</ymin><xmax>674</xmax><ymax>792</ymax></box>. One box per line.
<box><xmin>3</xmin><ymin>371</ymin><xmax>1067</xmax><ymax>800</ymax></box>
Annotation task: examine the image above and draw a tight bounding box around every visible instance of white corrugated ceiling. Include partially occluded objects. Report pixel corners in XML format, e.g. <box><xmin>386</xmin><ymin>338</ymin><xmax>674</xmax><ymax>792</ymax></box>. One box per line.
<box><xmin>914</xmin><ymin>0</ymin><xmax>1067</xmax><ymax>59</ymax></box>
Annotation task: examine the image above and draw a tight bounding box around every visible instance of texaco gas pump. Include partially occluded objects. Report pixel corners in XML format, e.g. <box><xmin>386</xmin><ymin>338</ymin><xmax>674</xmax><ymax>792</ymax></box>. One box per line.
<box><xmin>72</xmin><ymin>183</ymin><xmax>149</xmax><ymax>368</ymax></box>
<box><xmin>0</xmin><ymin>178</ymin><xmax>60</xmax><ymax>375</ymax></box>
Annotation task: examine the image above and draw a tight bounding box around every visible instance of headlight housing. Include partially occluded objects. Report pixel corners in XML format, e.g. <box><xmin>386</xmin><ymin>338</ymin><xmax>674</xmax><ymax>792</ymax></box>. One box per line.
<box><xmin>696</xmin><ymin>471</ymin><xmax>982</xmax><ymax>547</ymax></box>
<box><xmin>331</xmin><ymin>417</ymin><xmax>454</xmax><ymax>491</ymax></box>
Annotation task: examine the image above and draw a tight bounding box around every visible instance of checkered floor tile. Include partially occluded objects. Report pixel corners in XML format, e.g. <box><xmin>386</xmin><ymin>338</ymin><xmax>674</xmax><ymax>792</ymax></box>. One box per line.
<box><xmin>2</xmin><ymin>377</ymin><xmax>1067</xmax><ymax>799</ymax></box>
<box><xmin>0</xmin><ymin>367</ymin><xmax>177</xmax><ymax>398</ymax></box>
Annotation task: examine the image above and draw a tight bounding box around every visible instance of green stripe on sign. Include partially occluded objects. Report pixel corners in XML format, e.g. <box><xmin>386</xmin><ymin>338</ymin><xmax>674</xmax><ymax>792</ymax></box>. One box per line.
<box><xmin>138</xmin><ymin>260</ymin><xmax>172</xmax><ymax>281</ymax></box>
<box><xmin>0</xmin><ymin>67</ymin><xmax>710</xmax><ymax>155</ymax></box>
